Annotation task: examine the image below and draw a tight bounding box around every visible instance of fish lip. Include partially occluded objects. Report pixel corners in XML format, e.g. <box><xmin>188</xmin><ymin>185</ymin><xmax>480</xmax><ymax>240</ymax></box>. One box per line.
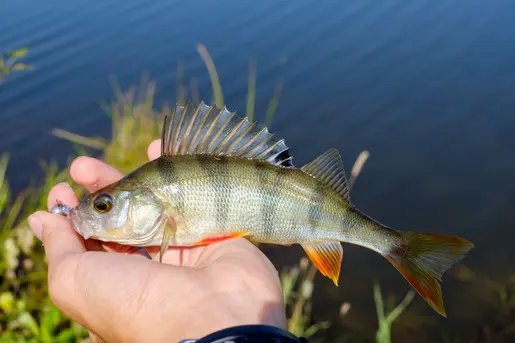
<box><xmin>69</xmin><ymin>208</ymin><xmax>93</xmax><ymax>240</ymax></box>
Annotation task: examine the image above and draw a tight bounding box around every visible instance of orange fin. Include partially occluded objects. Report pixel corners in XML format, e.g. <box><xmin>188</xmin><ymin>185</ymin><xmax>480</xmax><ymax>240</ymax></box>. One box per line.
<box><xmin>301</xmin><ymin>241</ymin><xmax>343</xmax><ymax>285</ymax></box>
<box><xmin>193</xmin><ymin>232</ymin><xmax>249</xmax><ymax>246</ymax></box>
<box><xmin>384</xmin><ymin>232</ymin><xmax>474</xmax><ymax>317</ymax></box>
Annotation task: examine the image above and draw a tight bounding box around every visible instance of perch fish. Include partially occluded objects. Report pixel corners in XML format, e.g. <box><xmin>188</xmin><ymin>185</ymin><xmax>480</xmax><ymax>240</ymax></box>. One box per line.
<box><xmin>68</xmin><ymin>102</ymin><xmax>473</xmax><ymax>317</ymax></box>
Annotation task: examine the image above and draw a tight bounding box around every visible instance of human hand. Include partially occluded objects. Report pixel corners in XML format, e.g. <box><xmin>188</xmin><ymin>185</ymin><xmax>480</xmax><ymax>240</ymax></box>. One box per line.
<box><xmin>27</xmin><ymin>139</ymin><xmax>287</xmax><ymax>343</ymax></box>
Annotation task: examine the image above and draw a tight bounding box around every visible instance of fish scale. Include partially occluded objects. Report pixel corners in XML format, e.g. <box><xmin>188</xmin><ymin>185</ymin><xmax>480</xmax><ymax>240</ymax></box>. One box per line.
<box><xmin>69</xmin><ymin>101</ymin><xmax>474</xmax><ymax>317</ymax></box>
<box><xmin>150</xmin><ymin>155</ymin><xmax>343</xmax><ymax>245</ymax></box>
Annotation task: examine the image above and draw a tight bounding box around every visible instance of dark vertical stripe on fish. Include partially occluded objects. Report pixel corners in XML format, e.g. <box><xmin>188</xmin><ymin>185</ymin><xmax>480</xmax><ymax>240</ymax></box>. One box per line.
<box><xmin>198</xmin><ymin>155</ymin><xmax>230</xmax><ymax>228</ymax></box>
<box><xmin>255</xmin><ymin>161</ymin><xmax>269</xmax><ymax>234</ymax></box>
<box><xmin>308</xmin><ymin>180</ymin><xmax>327</xmax><ymax>232</ymax></box>
<box><xmin>156</xmin><ymin>156</ymin><xmax>185</xmax><ymax>212</ymax></box>
<box><xmin>269</xmin><ymin>167</ymin><xmax>289</xmax><ymax>237</ymax></box>
<box><xmin>255</xmin><ymin>161</ymin><xmax>288</xmax><ymax>238</ymax></box>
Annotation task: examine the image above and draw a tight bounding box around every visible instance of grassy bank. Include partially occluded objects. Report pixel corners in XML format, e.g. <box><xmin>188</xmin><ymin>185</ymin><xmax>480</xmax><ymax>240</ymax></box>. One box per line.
<box><xmin>1</xmin><ymin>45</ymin><xmax>514</xmax><ymax>343</ymax></box>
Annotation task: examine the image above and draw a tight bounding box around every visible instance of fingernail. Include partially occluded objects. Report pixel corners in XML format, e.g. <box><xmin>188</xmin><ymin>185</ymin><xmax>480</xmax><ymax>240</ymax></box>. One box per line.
<box><xmin>28</xmin><ymin>215</ymin><xmax>43</xmax><ymax>240</ymax></box>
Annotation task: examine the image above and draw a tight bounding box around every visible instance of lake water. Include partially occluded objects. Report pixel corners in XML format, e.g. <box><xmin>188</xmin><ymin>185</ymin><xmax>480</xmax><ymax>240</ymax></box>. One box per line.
<box><xmin>2</xmin><ymin>0</ymin><xmax>515</xmax><ymax>341</ymax></box>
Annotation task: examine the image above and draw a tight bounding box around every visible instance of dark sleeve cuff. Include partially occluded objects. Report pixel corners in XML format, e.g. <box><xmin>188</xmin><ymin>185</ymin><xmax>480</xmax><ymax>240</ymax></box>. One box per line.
<box><xmin>179</xmin><ymin>325</ymin><xmax>308</xmax><ymax>343</ymax></box>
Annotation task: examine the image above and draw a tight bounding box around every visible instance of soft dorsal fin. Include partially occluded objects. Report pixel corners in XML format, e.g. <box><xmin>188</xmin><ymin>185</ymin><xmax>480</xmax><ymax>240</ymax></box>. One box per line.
<box><xmin>161</xmin><ymin>102</ymin><xmax>294</xmax><ymax>167</ymax></box>
<box><xmin>301</xmin><ymin>149</ymin><xmax>350</xmax><ymax>202</ymax></box>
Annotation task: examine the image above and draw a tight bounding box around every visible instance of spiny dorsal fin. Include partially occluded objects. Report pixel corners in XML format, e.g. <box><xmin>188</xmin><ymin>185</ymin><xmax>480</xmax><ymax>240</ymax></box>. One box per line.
<box><xmin>161</xmin><ymin>102</ymin><xmax>294</xmax><ymax>167</ymax></box>
<box><xmin>301</xmin><ymin>149</ymin><xmax>350</xmax><ymax>202</ymax></box>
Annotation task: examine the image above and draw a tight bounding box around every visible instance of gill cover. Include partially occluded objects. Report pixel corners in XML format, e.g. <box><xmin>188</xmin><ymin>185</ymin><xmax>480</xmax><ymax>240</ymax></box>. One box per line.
<box><xmin>70</xmin><ymin>186</ymin><xmax>165</xmax><ymax>245</ymax></box>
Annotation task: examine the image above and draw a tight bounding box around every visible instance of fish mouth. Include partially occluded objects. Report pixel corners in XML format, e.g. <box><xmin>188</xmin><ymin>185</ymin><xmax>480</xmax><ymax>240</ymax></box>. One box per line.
<box><xmin>69</xmin><ymin>208</ymin><xmax>94</xmax><ymax>240</ymax></box>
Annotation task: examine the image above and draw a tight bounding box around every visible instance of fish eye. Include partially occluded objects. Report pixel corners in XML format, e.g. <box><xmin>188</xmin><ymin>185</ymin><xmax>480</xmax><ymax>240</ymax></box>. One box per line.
<box><xmin>93</xmin><ymin>193</ymin><xmax>113</xmax><ymax>213</ymax></box>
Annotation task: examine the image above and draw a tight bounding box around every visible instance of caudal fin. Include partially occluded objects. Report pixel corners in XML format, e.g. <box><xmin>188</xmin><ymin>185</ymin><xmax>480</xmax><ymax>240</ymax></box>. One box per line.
<box><xmin>383</xmin><ymin>232</ymin><xmax>474</xmax><ymax>317</ymax></box>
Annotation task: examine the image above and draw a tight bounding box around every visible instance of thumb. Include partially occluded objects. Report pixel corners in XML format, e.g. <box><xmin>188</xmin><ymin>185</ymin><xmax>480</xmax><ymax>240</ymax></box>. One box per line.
<box><xmin>29</xmin><ymin>211</ymin><xmax>86</xmax><ymax>262</ymax></box>
<box><xmin>28</xmin><ymin>211</ymin><xmax>92</xmax><ymax>325</ymax></box>
<box><xmin>28</xmin><ymin>211</ymin><xmax>194</xmax><ymax>342</ymax></box>
<box><xmin>147</xmin><ymin>139</ymin><xmax>161</xmax><ymax>161</ymax></box>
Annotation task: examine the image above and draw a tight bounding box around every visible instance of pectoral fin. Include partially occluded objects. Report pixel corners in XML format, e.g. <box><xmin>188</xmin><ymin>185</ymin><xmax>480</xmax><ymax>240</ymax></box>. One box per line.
<box><xmin>301</xmin><ymin>241</ymin><xmax>343</xmax><ymax>285</ymax></box>
<box><xmin>158</xmin><ymin>205</ymin><xmax>185</xmax><ymax>263</ymax></box>
<box><xmin>159</xmin><ymin>215</ymin><xmax>176</xmax><ymax>263</ymax></box>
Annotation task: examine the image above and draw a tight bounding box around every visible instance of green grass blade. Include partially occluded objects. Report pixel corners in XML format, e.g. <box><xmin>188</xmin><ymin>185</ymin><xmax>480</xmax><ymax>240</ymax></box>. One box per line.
<box><xmin>197</xmin><ymin>44</ymin><xmax>224</xmax><ymax>108</ymax></box>
<box><xmin>18</xmin><ymin>312</ymin><xmax>40</xmax><ymax>337</ymax></box>
<box><xmin>0</xmin><ymin>153</ymin><xmax>10</xmax><ymax>213</ymax></box>
<box><xmin>190</xmin><ymin>78</ymin><xmax>200</xmax><ymax>105</ymax></box>
<box><xmin>264</xmin><ymin>80</ymin><xmax>283</xmax><ymax>127</ymax></box>
<box><xmin>177</xmin><ymin>62</ymin><xmax>185</xmax><ymax>105</ymax></box>
<box><xmin>7</xmin><ymin>48</ymin><xmax>28</xmax><ymax>59</ymax></box>
<box><xmin>2</xmin><ymin>193</ymin><xmax>25</xmax><ymax>233</ymax></box>
<box><xmin>246</xmin><ymin>60</ymin><xmax>256</xmax><ymax>121</ymax></box>
<box><xmin>385</xmin><ymin>290</ymin><xmax>415</xmax><ymax>323</ymax></box>
<box><xmin>374</xmin><ymin>283</ymin><xmax>385</xmax><ymax>325</ymax></box>
<box><xmin>51</xmin><ymin>128</ymin><xmax>108</xmax><ymax>150</ymax></box>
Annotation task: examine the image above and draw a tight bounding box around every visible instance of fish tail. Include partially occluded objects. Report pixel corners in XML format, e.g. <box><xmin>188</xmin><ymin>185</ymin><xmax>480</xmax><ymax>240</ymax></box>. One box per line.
<box><xmin>298</xmin><ymin>148</ymin><xmax>474</xmax><ymax>316</ymax></box>
<box><xmin>383</xmin><ymin>231</ymin><xmax>474</xmax><ymax>317</ymax></box>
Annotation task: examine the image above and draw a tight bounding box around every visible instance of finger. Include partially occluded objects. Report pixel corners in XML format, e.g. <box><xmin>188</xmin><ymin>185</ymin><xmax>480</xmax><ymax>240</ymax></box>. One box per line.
<box><xmin>202</xmin><ymin>238</ymin><xmax>286</xmax><ymax>322</ymax></box>
<box><xmin>70</xmin><ymin>156</ymin><xmax>123</xmax><ymax>193</ymax></box>
<box><xmin>46</xmin><ymin>244</ymin><xmax>196</xmax><ymax>343</ymax></box>
<box><xmin>31</xmin><ymin>211</ymin><xmax>87</xmax><ymax>261</ymax></box>
<box><xmin>45</xmin><ymin>172</ymin><xmax>149</xmax><ymax>255</ymax></box>
<box><xmin>29</xmin><ymin>210</ymin><xmax>104</xmax><ymax>251</ymax></box>
<box><xmin>30</xmin><ymin>210</ymin><xmax>157</xmax><ymax>340</ymax></box>
<box><xmin>144</xmin><ymin>238</ymin><xmax>264</xmax><ymax>269</ymax></box>
<box><xmin>46</xmin><ymin>182</ymin><xmax>79</xmax><ymax>211</ymax></box>
<box><xmin>42</xmin><ymin>182</ymin><xmax>106</xmax><ymax>251</ymax></box>
<box><xmin>145</xmin><ymin>245</ymin><xmax>207</xmax><ymax>267</ymax></box>
<box><xmin>147</xmin><ymin>139</ymin><xmax>161</xmax><ymax>160</ymax></box>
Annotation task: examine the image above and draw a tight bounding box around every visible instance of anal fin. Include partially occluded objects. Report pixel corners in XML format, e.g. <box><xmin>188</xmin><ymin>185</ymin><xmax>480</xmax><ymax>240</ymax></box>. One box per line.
<box><xmin>301</xmin><ymin>241</ymin><xmax>343</xmax><ymax>285</ymax></box>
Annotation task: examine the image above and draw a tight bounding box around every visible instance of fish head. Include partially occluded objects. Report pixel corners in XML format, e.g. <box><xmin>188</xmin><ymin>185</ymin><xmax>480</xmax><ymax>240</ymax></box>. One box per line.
<box><xmin>69</xmin><ymin>184</ymin><xmax>165</xmax><ymax>245</ymax></box>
